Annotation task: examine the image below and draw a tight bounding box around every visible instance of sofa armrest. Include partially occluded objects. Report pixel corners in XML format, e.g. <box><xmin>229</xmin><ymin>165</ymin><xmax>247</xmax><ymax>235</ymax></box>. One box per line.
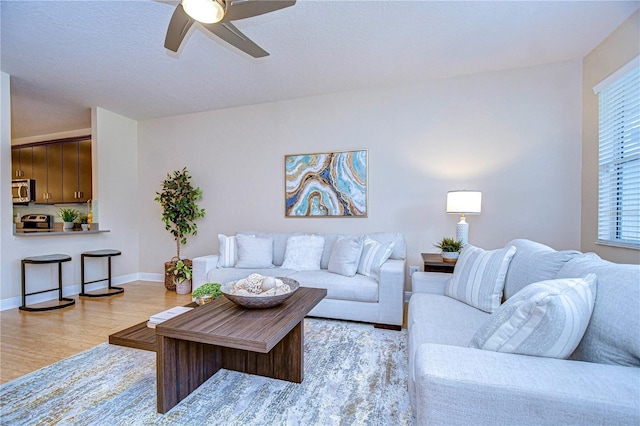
<box><xmin>192</xmin><ymin>254</ymin><xmax>219</xmax><ymax>291</ymax></box>
<box><xmin>377</xmin><ymin>258</ymin><xmax>406</xmax><ymax>326</ymax></box>
<box><xmin>413</xmin><ymin>343</ymin><xmax>640</xmax><ymax>426</ymax></box>
<box><xmin>411</xmin><ymin>272</ymin><xmax>451</xmax><ymax>295</ymax></box>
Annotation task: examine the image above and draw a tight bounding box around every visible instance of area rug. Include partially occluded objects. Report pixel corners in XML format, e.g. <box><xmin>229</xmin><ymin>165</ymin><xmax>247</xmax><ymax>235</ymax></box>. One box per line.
<box><xmin>0</xmin><ymin>318</ymin><xmax>413</xmax><ymax>425</ymax></box>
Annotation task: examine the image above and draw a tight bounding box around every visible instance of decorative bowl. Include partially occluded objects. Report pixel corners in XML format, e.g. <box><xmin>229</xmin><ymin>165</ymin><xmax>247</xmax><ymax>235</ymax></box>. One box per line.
<box><xmin>221</xmin><ymin>277</ymin><xmax>299</xmax><ymax>309</ymax></box>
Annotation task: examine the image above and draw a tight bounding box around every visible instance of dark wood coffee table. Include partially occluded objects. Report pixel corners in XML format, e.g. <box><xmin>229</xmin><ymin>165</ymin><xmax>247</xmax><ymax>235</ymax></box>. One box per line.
<box><xmin>155</xmin><ymin>287</ymin><xmax>326</xmax><ymax>414</ymax></box>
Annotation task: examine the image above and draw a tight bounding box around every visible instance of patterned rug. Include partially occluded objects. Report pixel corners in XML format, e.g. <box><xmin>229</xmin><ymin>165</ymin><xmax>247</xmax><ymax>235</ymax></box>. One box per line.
<box><xmin>0</xmin><ymin>319</ymin><xmax>413</xmax><ymax>425</ymax></box>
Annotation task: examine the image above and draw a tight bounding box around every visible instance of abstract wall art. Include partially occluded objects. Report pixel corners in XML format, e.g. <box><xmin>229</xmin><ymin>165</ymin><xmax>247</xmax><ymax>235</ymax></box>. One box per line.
<box><xmin>285</xmin><ymin>150</ymin><xmax>368</xmax><ymax>217</ymax></box>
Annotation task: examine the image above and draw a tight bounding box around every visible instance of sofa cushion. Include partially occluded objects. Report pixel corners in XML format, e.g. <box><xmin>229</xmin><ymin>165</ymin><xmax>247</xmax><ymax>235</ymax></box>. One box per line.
<box><xmin>357</xmin><ymin>238</ymin><xmax>395</xmax><ymax>280</ymax></box>
<box><xmin>207</xmin><ymin>267</ymin><xmax>296</xmax><ymax>285</ymax></box>
<box><xmin>289</xmin><ymin>270</ymin><xmax>378</xmax><ymax>303</ymax></box>
<box><xmin>408</xmin><ymin>293</ymin><xmax>491</xmax><ymax>407</ymax></box>
<box><xmin>216</xmin><ymin>234</ymin><xmax>238</xmax><ymax>268</ymax></box>
<box><xmin>470</xmin><ymin>274</ymin><xmax>597</xmax><ymax>359</ymax></box>
<box><xmin>237</xmin><ymin>231</ymin><xmax>298</xmax><ymax>266</ymax></box>
<box><xmin>557</xmin><ymin>253</ymin><xmax>640</xmax><ymax>367</ymax></box>
<box><xmin>503</xmin><ymin>239</ymin><xmax>581</xmax><ymax>299</ymax></box>
<box><xmin>445</xmin><ymin>244</ymin><xmax>517</xmax><ymax>313</ymax></box>
<box><xmin>328</xmin><ymin>236</ymin><xmax>364</xmax><ymax>277</ymax></box>
<box><xmin>235</xmin><ymin>234</ymin><xmax>274</xmax><ymax>269</ymax></box>
<box><xmin>281</xmin><ymin>235</ymin><xmax>325</xmax><ymax>271</ymax></box>
<box><xmin>367</xmin><ymin>232</ymin><xmax>407</xmax><ymax>260</ymax></box>
<box><xmin>320</xmin><ymin>233</ymin><xmax>342</xmax><ymax>269</ymax></box>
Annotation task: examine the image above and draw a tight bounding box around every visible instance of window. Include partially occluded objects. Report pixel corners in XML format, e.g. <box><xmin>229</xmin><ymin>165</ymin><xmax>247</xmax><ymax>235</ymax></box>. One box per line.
<box><xmin>595</xmin><ymin>57</ymin><xmax>640</xmax><ymax>249</ymax></box>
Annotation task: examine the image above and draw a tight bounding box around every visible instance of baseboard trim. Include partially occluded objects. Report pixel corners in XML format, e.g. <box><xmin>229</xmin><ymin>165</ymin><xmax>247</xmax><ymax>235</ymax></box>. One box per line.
<box><xmin>0</xmin><ymin>273</ymin><xmax>155</xmax><ymax>311</ymax></box>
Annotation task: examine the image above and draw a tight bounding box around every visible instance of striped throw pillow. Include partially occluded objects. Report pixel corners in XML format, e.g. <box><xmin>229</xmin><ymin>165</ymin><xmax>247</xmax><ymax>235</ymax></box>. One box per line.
<box><xmin>357</xmin><ymin>238</ymin><xmax>395</xmax><ymax>281</ymax></box>
<box><xmin>217</xmin><ymin>234</ymin><xmax>238</xmax><ymax>268</ymax></box>
<box><xmin>445</xmin><ymin>245</ymin><xmax>517</xmax><ymax>313</ymax></box>
<box><xmin>469</xmin><ymin>274</ymin><xmax>597</xmax><ymax>359</ymax></box>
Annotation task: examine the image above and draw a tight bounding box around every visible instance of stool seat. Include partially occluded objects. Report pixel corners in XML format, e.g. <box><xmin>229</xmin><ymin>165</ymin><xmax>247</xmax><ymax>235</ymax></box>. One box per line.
<box><xmin>20</xmin><ymin>254</ymin><xmax>74</xmax><ymax>312</ymax></box>
<box><xmin>82</xmin><ymin>249</ymin><xmax>121</xmax><ymax>257</ymax></box>
<box><xmin>23</xmin><ymin>254</ymin><xmax>72</xmax><ymax>264</ymax></box>
<box><xmin>80</xmin><ymin>249</ymin><xmax>123</xmax><ymax>297</ymax></box>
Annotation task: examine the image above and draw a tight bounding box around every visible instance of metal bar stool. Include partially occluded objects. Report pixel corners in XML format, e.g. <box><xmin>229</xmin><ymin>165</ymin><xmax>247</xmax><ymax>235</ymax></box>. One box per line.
<box><xmin>80</xmin><ymin>249</ymin><xmax>124</xmax><ymax>297</ymax></box>
<box><xmin>20</xmin><ymin>254</ymin><xmax>75</xmax><ymax>312</ymax></box>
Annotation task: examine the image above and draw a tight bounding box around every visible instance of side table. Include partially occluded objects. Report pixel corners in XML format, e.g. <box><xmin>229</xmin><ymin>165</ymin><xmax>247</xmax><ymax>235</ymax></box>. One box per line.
<box><xmin>421</xmin><ymin>253</ymin><xmax>455</xmax><ymax>274</ymax></box>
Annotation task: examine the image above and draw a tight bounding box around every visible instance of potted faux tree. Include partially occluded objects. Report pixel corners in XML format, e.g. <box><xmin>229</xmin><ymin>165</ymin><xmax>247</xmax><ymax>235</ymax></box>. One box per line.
<box><xmin>58</xmin><ymin>208</ymin><xmax>79</xmax><ymax>230</ymax></box>
<box><xmin>166</xmin><ymin>259</ymin><xmax>193</xmax><ymax>294</ymax></box>
<box><xmin>154</xmin><ymin>167</ymin><xmax>205</xmax><ymax>291</ymax></box>
<box><xmin>434</xmin><ymin>237</ymin><xmax>464</xmax><ymax>263</ymax></box>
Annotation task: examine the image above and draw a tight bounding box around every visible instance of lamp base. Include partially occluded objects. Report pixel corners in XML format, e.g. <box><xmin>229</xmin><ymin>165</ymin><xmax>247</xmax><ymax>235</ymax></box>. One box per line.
<box><xmin>456</xmin><ymin>217</ymin><xmax>469</xmax><ymax>246</ymax></box>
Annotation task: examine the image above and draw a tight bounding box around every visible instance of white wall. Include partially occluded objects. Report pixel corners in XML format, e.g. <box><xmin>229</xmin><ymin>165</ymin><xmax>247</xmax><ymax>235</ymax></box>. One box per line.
<box><xmin>1</xmin><ymin>72</ymin><xmax>13</xmax><ymax>298</ymax></box>
<box><xmin>0</xmin><ymin>105</ymin><xmax>141</xmax><ymax>309</ymax></box>
<box><xmin>137</xmin><ymin>60</ymin><xmax>583</xmax><ymax>289</ymax></box>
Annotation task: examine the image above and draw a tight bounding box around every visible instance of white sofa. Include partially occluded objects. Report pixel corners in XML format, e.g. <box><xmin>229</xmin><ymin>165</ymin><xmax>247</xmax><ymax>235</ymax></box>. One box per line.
<box><xmin>408</xmin><ymin>239</ymin><xmax>640</xmax><ymax>425</ymax></box>
<box><xmin>192</xmin><ymin>231</ymin><xmax>406</xmax><ymax>328</ymax></box>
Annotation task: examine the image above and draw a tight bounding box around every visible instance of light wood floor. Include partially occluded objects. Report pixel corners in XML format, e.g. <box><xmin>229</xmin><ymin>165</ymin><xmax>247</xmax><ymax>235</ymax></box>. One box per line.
<box><xmin>0</xmin><ymin>281</ymin><xmax>193</xmax><ymax>384</ymax></box>
<box><xmin>0</xmin><ymin>281</ymin><xmax>409</xmax><ymax>384</ymax></box>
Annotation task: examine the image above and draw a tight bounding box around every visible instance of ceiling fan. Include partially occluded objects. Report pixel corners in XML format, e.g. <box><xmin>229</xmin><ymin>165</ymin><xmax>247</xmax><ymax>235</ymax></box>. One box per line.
<box><xmin>164</xmin><ymin>0</ymin><xmax>296</xmax><ymax>57</ymax></box>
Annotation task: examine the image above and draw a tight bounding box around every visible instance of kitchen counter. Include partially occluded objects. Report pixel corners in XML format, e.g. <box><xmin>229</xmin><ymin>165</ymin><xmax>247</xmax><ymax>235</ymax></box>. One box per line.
<box><xmin>14</xmin><ymin>229</ymin><xmax>110</xmax><ymax>236</ymax></box>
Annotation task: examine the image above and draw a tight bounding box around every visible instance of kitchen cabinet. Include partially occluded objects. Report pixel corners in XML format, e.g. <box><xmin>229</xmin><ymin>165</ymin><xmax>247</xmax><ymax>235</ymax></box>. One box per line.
<box><xmin>33</xmin><ymin>143</ymin><xmax>63</xmax><ymax>204</ymax></box>
<box><xmin>17</xmin><ymin>136</ymin><xmax>92</xmax><ymax>204</ymax></box>
<box><xmin>62</xmin><ymin>140</ymin><xmax>92</xmax><ymax>202</ymax></box>
<box><xmin>11</xmin><ymin>146</ymin><xmax>33</xmax><ymax>179</ymax></box>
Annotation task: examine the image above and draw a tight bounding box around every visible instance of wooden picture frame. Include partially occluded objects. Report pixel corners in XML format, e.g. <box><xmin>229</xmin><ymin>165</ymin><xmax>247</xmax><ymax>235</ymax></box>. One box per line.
<box><xmin>285</xmin><ymin>150</ymin><xmax>368</xmax><ymax>217</ymax></box>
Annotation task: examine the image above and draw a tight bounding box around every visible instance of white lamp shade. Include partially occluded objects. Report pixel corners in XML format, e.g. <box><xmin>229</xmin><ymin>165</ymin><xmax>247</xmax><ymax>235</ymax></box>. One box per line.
<box><xmin>446</xmin><ymin>190</ymin><xmax>482</xmax><ymax>214</ymax></box>
<box><xmin>182</xmin><ymin>0</ymin><xmax>225</xmax><ymax>23</ymax></box>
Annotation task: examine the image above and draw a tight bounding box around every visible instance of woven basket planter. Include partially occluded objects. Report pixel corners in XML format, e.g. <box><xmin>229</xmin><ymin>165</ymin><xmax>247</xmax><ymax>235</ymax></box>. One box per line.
<box><xmin>164</xmin><ymin>258</ymin><xmax>192</xmax><ymax>291</ymax></box>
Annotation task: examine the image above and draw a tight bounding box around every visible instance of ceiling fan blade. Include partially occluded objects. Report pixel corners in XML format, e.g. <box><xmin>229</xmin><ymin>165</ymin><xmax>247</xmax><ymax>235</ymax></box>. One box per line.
<box><xmin>164</xmin><ymin>4</ymin><xmax>195</xmax><ymax>52</ymax></box>
<box><xmin>224</xmin><ymin>0</ymin><xmax>296</xmax><ymax>22</ymax></box>
<box><xmin>201</xmin><ymin>21</ymin><xmax>269</xmax><ymax>57</ymax></box>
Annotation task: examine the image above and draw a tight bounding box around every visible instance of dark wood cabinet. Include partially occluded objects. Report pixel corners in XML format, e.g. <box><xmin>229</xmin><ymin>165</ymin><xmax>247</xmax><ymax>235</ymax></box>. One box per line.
<box><xmin>62</xmin><ymin>140</ymin><xmax>92</xmax><ymax>202</ymax></box>
<box><xmin>11</xmin><ymin>146</ymin><xmax>33</xmax><ymax>179</ymax></box>
<box><xmin>14</xmin><ymin>136</ymin><xmax>92</xmax><ymax>204</ymax></box>
<box><xmin>31</xmin><ymin>145</ymin><xmax>48</xmax><ymax>203</ymax></box>
<box><xmin>46</xmin><ymin>143</ymin><xmax>63</xmax><ymax>203</ymax></box>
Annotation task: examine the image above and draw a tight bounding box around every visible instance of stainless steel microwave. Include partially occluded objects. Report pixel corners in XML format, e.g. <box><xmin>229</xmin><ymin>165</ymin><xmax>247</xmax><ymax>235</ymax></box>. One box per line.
<box><xmin>12</xmin><ymin>179</ymin><xmax>35</xmax><ymax>204</ymax></box>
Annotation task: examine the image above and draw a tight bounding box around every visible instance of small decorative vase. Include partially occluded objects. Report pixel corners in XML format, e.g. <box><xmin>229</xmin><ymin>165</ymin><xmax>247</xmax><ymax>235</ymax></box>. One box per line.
<box><xmin>441</xmin><ymin>252</ymin><xmax>459</xmax><ymax>263</ymax></box>
<box><xmin>63</xmin><ymin>221</ymin><xmax>74</xmax><ymax>230</ymax></box>
<box><xmin>175</xmin><ymin>279</ymin><xmax>192</xmax><ymax>295</ymax></box>
<box><xmin>81</xmin><ymin>224</ymin><xmax>89</xmax><ymax>231</ymax></box>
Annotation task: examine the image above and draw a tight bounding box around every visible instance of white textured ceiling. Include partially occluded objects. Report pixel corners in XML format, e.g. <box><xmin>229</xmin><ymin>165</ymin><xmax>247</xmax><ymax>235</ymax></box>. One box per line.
<box><xmin>2</xmin><ymin>0</ymin><xmax>638</xmax><ymax>139</ymax></box>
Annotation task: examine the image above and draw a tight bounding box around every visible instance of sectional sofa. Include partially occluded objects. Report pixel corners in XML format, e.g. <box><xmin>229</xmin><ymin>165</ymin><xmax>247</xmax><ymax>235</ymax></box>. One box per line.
<box><xmin>408</xmin><ymin>239</ymin><xmax>640</xmax><ymax>425</ymax></box>
<box><xmin>192</xmin><ymin>231</ymin><xmax>406</xmax><ymax>328</ymax></box>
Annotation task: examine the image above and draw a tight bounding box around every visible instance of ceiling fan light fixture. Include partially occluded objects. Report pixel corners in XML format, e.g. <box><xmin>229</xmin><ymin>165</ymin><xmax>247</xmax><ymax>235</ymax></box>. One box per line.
<box><xmin>182</xmin><ymin>0</ymin><xmax>224</xmax><ymax>24</ymax></box>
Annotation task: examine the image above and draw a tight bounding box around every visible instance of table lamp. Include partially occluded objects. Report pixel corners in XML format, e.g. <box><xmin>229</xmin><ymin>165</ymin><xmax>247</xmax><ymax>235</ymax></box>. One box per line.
<box><xmin>446</xmin><ymin>190</ymin><xmax>482</xmax><ymax>245</ymax></box>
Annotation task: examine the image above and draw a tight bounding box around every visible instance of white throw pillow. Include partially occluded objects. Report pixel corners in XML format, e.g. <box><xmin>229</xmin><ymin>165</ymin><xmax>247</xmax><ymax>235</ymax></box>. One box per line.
<box><xmin>445</xmin><ymin>244</ymin><xmax>517</xmax><ymax>313</ymax></box>
<box><xmin>357</xmin><ymin>238</ymin><xmax>395</xmax><ymax>280</ymax></box>
<box><xmin>469</xmin><ymin>274</ymin><xmax>597</xmax><ymax>359</ymax></box>
<box><xmin>216</xmin><ymin>234</ymin><xmax>238</xmax><ymax>268</ymax></box>
<box><xmin>281</xmin><ymin>235</ymin><xmax>325</xmax><ymax>271</ymax></box>
<box><xmin>234</xmin><ymin>234</ymin><xmax>274</xmax><ymax>269</ymax></box>
<box><xmin>328</xmin><ymin>236</ymin><xmax>364</xmax><ymax>277</ymax></box>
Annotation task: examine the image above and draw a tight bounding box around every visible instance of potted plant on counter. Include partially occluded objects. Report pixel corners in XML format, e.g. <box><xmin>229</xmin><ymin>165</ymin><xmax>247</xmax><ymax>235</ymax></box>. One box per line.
<box><xmin>77</xmin><ymin>214</ymin><xmax>89</xmax><ymax>231</ymax></box>
<box><xmin>434</xmin><ymin>237</ymin><xmax>464</xmax><ymax>263</ymax></box>
<box><xmin>58</xmin><ymin>208</ymin><xmax>79</xmax><ymax>230</ymax></box>
<box><xmin>154</xmin><ymin>167</ymin><xmax>206</xmax><ymax>291</ymax></box>
<box><xmin>166</xmin><ymin>259</ymin><xmax>193</xmax><ymax>295</ymax></box>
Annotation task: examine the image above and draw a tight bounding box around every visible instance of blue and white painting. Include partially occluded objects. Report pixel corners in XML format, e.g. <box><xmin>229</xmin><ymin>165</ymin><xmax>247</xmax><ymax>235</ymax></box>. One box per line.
<box><xmin>285</xmin><ymin>150</ymin><xmax>367</xmax><ymax>217</ymax></box>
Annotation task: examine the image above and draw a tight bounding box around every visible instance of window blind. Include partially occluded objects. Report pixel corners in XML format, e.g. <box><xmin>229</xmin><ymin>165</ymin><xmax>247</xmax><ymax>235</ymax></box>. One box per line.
<box><xmin>596</xmin><ymin>59</ymin><xmax>640</xmax><ymax>248</ymax></box>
